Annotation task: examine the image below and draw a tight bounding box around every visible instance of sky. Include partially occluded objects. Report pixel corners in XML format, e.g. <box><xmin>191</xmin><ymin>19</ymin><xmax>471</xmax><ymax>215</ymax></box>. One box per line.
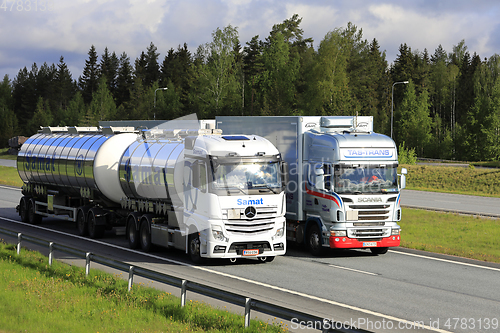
<box><xmin>1</xmin><ymin>0</ymin><xmax>500</xmax><ymax>82</ymax></box>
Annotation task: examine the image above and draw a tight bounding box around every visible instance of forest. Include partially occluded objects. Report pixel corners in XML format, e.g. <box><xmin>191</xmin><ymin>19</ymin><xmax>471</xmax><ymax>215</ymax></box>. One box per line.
<box><xmin>1</xmin><ymin>14</ymin><xmax>499</xmax><ymax>162</ymax></box>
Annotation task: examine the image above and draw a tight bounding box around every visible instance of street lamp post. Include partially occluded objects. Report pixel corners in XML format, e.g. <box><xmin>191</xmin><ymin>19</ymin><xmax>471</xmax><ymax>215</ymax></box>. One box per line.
<box><xmin>154</xmin><ymin>87</ymin><xmax>168</xmax><ymax>120</ymax></box>
<box><xmin>391</xmin><ymin>81</ymin><xmax>409</xmax><ymax>139</ymax></box>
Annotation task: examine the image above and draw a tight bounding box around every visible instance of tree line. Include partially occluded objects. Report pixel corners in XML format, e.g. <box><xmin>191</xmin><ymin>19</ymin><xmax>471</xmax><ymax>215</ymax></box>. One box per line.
<box><xmin>1</xmin><ymin>14</ymin><xmax>499</xmax><ymax>162</ymax></box>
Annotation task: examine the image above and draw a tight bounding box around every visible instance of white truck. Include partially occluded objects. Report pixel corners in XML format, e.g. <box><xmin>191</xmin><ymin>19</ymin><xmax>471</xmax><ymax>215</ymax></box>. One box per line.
<box><xmin>216</xmin><ymin>116</ymin><xmax>407</xmax><ymax>255</ymax></box>
<box><xmin>16</xmin><ymin>125</ymin><xmax>287</xmax><ymax>263</ymax></box>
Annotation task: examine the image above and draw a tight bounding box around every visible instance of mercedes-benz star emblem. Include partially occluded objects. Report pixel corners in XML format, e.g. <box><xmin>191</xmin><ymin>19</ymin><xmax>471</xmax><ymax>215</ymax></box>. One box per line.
<box><xmin>244</xmin><ymin>206</ymin><xmax>257</xmax><ymax>218</ymax></box>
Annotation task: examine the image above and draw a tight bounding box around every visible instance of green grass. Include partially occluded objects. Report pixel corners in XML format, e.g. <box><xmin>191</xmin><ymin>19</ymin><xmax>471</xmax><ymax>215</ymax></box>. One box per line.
<box><xmin>0</xmin><ymin>166</ymin><xmax>23</xmax><ymax>187</ymax></box>
<box><xmin>401</xmin><ymin>164</ymin><xmax>500</xmax><ymax>197</ymax></box>
<box><xmin>0</xmin><ymin>242</ymin><xmax>287</xmax><ymax>333</ymax></box>
<box><xmin>400</xmin><ymin>208</ymin><xmax>500</xmax><ymax>263</ymax></box>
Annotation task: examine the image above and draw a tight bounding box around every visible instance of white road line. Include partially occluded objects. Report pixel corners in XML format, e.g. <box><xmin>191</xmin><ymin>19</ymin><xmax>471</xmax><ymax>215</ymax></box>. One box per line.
<box><xmin>328</xmin><ymin>264</ymin><xmax>378</xmax><ymax>276</ymax></box>
<box><xmin>0</xmin><ymin>185</ymin><xmax>21</xmax><ymax>191</ymax></box>
<box><xmin>389</xmin><ymin>250</ymin><xmax>500</xmax><ymax>272</ymax></box>
<box><xmin>0</xmin><ymin>216</ymin><xmax>451</xmax><ymax>332</ymax></box>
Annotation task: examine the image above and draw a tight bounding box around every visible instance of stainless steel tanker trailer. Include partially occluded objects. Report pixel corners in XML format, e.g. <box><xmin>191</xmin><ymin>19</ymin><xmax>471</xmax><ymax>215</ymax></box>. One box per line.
<box><xmin>16</xmin><ymin>126</ymin><xmax>288</xmax><ymax>263</ymax></box>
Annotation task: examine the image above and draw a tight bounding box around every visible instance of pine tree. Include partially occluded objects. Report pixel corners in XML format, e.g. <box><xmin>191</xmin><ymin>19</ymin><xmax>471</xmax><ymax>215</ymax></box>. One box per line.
<box><xmin>396</xmin><ymin>80</ymin><xmax>432</xmax><ymax>155</ymax></box>
<box><xmin>63</xmin><ymin>91</ymin><xmax>85</xmax><ymax>126</ymax></box>
<box><xmin>160</xmin><ymin>43</ymin><xmax>192</xmax><ymax>115</ymax></box>
<box><xmin>28</xmin><ymin>97</ymin><xmax>53</xmax><ymax>134</ymax></box>
<box><xmin>0</xmin><ymin>75</ymin><xmax>18</xmax><ymax>147</ymax></box>
<box><xmin>54</xmin><ymin>56</ymin><xmax>76</xmax><ymax>125</ymax></box>
<box><xmin>243</xmin><ymin>35</ymin><xmax>263</xmax><ymax>115</ymax></box>
<box><xmin>87</xmin><ymin>77</ymin><xmax>116</xmax><ymax>125</ymax></box>
<box><xmin>115</xmin><ymin>52</ymin><xmax>133</xmax><ymax>107</ymax></box>
<box><xmin>100</xmin><ymin>47</ymin><xmax>119</xmax><ymax>97</ymax></box>
<box><xmin>144</xmin><ymin>42</ymin><xmax>160</xmax><ymax>87</ymax></box>
<box><xmin>79</xmin><ymin>45</ymin><xmax>100</xmax><ymax>104</ymax></box>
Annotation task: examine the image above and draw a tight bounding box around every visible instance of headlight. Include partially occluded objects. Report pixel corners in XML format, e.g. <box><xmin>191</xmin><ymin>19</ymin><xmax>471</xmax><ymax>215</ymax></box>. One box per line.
<box><xmin>330</xmin><ymin>230</ymin><xmax>347</xmax><ymax>237</ymax></box>
<box><xmin>392</xmin><ymin>228</ymin><xmax>401</xmax><ymax>235</ymax></box>
<box><xmin>212</xmin><ymin>226</ymin><xmax>226</xmax><ymax>241</ymax></box>
<box><xmin>275</xmin><ymin>222</ymin><xmax>285</xmax><ymax>238</ymax></box>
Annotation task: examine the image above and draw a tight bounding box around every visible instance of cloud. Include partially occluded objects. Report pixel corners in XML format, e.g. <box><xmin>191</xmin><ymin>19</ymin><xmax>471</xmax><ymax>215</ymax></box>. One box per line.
<box><xmin>1</xmin><ymin>0</ymin><xmax>500</xmax><ymax>80</ymax></box>
<box><xmin>365</xmin><ymin>2</ymin><xmax>500</xmax><ymax>61</ymax></box>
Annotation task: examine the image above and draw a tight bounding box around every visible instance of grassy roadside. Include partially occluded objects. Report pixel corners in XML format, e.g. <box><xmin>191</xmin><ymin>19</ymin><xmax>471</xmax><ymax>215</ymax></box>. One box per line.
<box><xmin>0</xmin><ymin>242</ymin><xmax>286</xmax><ymax>333</ymax></box>
<box><xmin>0</xmin><ymin>166</ymin><xmax>23</xmax><ymax>187</ymax></box>
<box><xmin>401</xmin><ymin>164</ymin><xmax>500</xmax><ymax>198</ymax></box>
<box><xmin>399</xmin><ymin>208</ymin><xmax>500</xmax><ymax>263</ymax></box>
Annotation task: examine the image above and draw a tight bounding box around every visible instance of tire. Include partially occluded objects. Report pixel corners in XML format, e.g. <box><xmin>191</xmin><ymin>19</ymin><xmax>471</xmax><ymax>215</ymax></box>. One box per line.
<box><xmin>258</xmin><ymin>256</ymin><xmax>275</xmax><ymax>263</ymax></box>
<box><xmin>370</xmin><ymin>247</ymin><xmax>388</xmax><ymax>255</ymax></box>
<box><xmin>127</xmin><ymin>214</ymin><xmax>140</xmax><ymax>249</ymax></box>
<box><xmin>76</xmin><ymin>207</ymin><xmax>89</xmax><ymax>236</ymax></box>
<box><xmin>87</xmin><ymin>208</ymin><xmax>105</xmax><ymax>239</ymax></box>
<box><xmin>188</xmin><ymin>232</ymin><xmax>204</xmax><ymax>264</ymax></box>
<box><xmin>307</xmin><ymin>223</ymin><xmax>324</xmax><ymax>256</ymax></box>
<box><xmin>19</xmin><ymin>197</ymin><xmax>29</xmax><ymax>223</ymax></box>
<box><xmin>28</xmin><ymin>198</ymin><xmax>42</xmax><ymax>225</ymax></box>
<box><xmin>139</xmin><ymin>221</ymin><xmax>152</xmax><ymax>252</ymax></box>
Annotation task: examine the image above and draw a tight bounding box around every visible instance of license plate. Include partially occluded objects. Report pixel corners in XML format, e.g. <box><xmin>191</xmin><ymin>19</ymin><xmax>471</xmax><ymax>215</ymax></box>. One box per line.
<box><xmin>363</xmin><ymin>242</ymin><xmax>377</xmax><ymax>247</ymax></box>
<box><xmin>243</xmin><ymin>249</ymin><xmax>259</xmax><ymax>256</ymax></box>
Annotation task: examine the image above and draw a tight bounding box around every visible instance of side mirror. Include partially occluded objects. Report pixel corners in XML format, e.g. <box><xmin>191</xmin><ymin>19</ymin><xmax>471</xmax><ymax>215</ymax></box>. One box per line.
<box><xmin>399</xmin><ymin>168</ymin><xmax>407</xmax><ymax>189</ymax></box>
<box><xmin>281</xmin><ymin>161</ymin><xmax>289</xmax><ymax>190</ymax></box>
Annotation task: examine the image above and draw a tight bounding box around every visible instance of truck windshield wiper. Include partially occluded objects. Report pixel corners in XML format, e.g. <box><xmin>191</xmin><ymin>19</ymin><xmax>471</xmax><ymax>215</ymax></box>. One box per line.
<box><xmin>252</xmin><ymin>184</ymin><xmax>277</xmax><ymax>194</ymax></box>
<box><xmin>225</xmin><ymin>186</ymin><xmax>248</xmax><ymax>195</ymax></box>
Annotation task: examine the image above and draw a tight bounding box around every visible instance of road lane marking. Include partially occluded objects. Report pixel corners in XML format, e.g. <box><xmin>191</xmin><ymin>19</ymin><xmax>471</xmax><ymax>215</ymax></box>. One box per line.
<box><xmin>0</xmin><ymin>185</ymin><xmax>21</xmax><ymax>191</ymax></box>
<box><xmin>328</xmin><ymin>264</ymin><xmax>379</xmax><ymax>276</ymax></box>
<box><xmin>389</xmin><ymin>250</ymin><xmax>500</xmax><ymax>272</ymax></box>
<box><xmin>1</xmin><ymin>216</ymin><xmax>451</xmax><ymax>332</ymax></box>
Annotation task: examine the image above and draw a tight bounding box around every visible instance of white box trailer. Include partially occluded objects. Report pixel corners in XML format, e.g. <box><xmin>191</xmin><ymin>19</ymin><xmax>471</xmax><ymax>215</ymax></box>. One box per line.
<box><xmin>216</xmin><ymin>116</ymin><xmax>407</xmax><ymax>255</ymax></box>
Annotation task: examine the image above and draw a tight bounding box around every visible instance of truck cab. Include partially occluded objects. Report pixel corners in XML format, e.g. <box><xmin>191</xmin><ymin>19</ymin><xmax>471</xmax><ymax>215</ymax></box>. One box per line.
<box><xmin>303</xmin><ymin>117</ymin><xmax>407</xmax><ymax>255</ymax></box>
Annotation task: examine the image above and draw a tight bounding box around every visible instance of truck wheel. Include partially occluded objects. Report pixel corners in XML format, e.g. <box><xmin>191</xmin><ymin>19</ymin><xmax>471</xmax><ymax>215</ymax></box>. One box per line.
<box><xmin>28</xmin><ymin>198</ymin><xmax>42</xmax><ymax>225</ymax></box>
<box><xmin>258</xmin><ymin>256</ymin><xmax>275</xmax><ymax>263</ymax></box>
<box><xmin>370</xmin><ymin>247</ymin><xmax>388</xmax><ymax>255</ymax></box>
<box><xmin>307</xmin><ymin>224</ymin><xmax>324</xmax><ymax>256</ymax></box>
<box><xmin>87</xmin><ymin>209</ymin><xmax>105</xmax><ymax>239</ymax></box>
<box><xmin>139</xmin><ymin>221</ymin><xmax>152</xmax><ymax>252</ymax></box>
<box><xmin>188</xmin><ymin>233</ymin><xmax>204</xmax><ymax>264</ymax></box>
<box><xmin>19</xmin><ymin>197</ymin><xmax>29</xmax><ymax>223</ymax></box>
<box><xmin>76</xmin><ymin>207</ymin><xmax>89</xmax><ymax>236</ymax></box>
<box><xmin>127</xmin><ymin>215</ymin><xmax>140</xmax><ymax>249</ymax></box>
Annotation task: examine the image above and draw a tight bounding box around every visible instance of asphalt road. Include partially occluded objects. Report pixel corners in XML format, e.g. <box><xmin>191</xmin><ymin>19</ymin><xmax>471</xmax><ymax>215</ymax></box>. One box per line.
<box><xmin>1</xmin><ymin>185</ymin><xmax>499</xmax><ymax>333</ymax></box>
<box><xmin>401</xmin><ymin>189</ymin><xmax>500</xmax><ymax>218</ymax></box>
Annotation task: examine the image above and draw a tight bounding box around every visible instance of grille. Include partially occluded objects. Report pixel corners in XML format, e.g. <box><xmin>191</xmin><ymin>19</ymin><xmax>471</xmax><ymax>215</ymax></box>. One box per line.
<box><xmin>224</xmin><ymin>206</ymin><xmax>278</xmax><ymax>234</ymax></box>
<box><xmin>348</xmin><ymin>204</ymin><xmax>391</xmax><ymax>222</ymax></box>
<box><xmin>347</xmin><ymin>228</ymin><xmax>391</xmax><ymax>238</ymax></box>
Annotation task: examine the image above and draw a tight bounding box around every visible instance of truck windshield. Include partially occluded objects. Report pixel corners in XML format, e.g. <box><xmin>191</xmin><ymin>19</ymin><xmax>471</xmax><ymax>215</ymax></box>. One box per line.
<box><xmin>333</xmin><ymin>165</ymin><xmax>398</xmax><ymax>194</ymax></box>
<box><xmin>211</xmin><ymin>161</ymin><xmax>281</xmax><ymax>195</ymax></box>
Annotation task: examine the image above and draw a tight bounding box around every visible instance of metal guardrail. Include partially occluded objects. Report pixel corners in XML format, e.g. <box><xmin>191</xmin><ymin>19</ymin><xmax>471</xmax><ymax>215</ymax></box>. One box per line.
<box><xmin>0</xmin><ymin>225</ymin><xmax>369</xmax><ymax>333</ymax></box>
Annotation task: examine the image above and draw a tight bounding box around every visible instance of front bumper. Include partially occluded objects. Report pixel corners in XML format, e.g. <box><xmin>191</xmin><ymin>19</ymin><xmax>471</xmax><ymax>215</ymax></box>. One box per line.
<box><xmin>329</xmin><ymin>235</ymin><xmax>400</xmax><ymax>249</ymax></box>
<box><xmin>204</xmin><ymin>240</ymin><xmax>286</xmax><ymax>259</ymax></box>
